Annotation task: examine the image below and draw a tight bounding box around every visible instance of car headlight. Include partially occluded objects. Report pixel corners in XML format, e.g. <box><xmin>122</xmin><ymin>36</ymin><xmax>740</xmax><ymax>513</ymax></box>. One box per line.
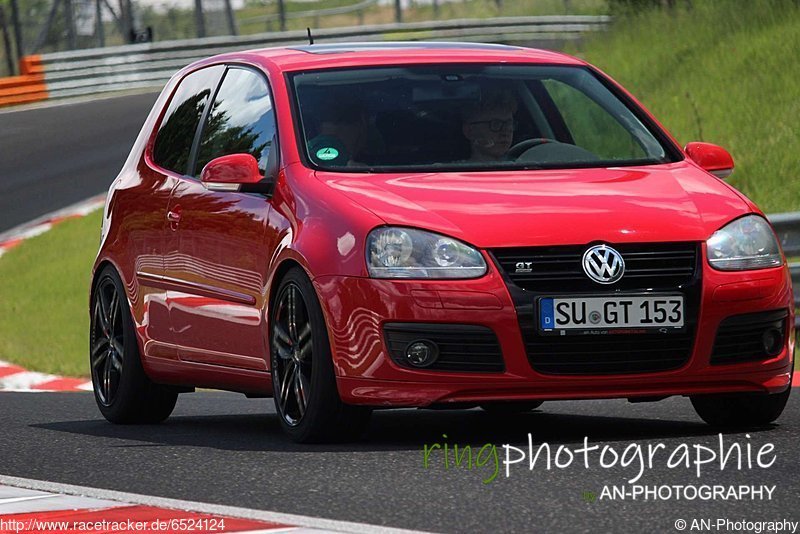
<box><xmin>707</xmin><ymin>215</ymin><xmax>783</xmax><ymax>271</ymax></box>
<box><xmin>367</xmin><ymin>227</ymin><xmax>487</xmax><ymax>279</ymax></box>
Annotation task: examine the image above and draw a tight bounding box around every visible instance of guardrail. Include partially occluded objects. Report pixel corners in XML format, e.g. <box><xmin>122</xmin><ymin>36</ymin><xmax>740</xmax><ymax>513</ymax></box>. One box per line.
<box><xmin>0</xmin><ymin>56</ymin><xmax>46</xmax><ymax>107</ymax></box>
<box><xmin>768</xmin><ymin>213</ymin><xmax>800</xmax><ymax>326</ymax></box>
<box><xmin>0</xmin><ymin>15</ymin><xmax>609</xmax><ymax>105</ymax></box>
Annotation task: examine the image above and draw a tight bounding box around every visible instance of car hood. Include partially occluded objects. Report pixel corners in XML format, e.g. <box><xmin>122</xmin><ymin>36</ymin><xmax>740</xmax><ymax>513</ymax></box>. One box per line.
<box><xmin>315</xmin><ymin>161</ymin><xmax>750</xmax><ymax>248</ymax></box>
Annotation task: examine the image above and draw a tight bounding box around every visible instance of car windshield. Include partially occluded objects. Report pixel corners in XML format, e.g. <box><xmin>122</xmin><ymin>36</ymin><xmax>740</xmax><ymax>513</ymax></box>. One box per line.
<box><xmin>290</xmin><ymin>64</ymin><xmax>676</xmax><ymax>172</ymax></box>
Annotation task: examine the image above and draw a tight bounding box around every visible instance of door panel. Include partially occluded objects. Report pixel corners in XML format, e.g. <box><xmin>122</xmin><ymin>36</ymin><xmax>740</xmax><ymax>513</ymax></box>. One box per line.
<box><xmin>166</xmin><ymin>183</ymin><xmax>271</xmax><ymax>369</ymax></box>
<box><xmin>135</xmin><ymin>64</ymin><xmax>224</xmax><ymax>360</ymax></box>
<box><xmin>166</xmin><ymin>66</ymin><xmax>279</xmax><ymax>370</ymax></box>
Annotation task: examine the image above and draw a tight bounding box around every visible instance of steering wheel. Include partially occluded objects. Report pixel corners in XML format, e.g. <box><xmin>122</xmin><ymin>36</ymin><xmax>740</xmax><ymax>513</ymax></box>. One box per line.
<box><xmin>507</xmin><ymin>138</ymin><xmax>553</xmax><ymax>159</ymax></box>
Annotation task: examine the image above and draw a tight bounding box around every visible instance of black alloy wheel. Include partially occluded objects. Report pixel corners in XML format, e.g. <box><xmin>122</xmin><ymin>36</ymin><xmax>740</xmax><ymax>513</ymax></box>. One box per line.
<box><xmin>90</xmin><ymin>266</ymin><xmax>178</xmax><ymax>423</ymax></box>
<box><xmin>91</xmin><ymin>275</ymin><xmax>124</xmax><ymax>406</ymax></box>
<box><xmin>270</xmin><ymin>267</ymin><xmax>371</xmax><ymax>442</ymax></box>
<box><xmin>272</xmin><ymin>280</ymin><xmax>313</xmax><ymax>426</ymax></box>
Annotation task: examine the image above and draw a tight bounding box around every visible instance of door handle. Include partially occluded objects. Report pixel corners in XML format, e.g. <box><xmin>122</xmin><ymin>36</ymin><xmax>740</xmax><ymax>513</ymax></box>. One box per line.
<box><xmin>167</xmin><ymin>208</ymin><xmax>182</xmax><ymax>223</ymax></box>
<box><xmin>167</xmin><ymin>206</ymin><xmax>182</xmax><ymax>230</ymax></box>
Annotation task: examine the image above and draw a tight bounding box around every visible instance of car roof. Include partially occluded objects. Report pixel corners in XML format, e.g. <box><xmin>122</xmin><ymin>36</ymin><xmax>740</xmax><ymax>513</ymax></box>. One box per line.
<box><xmin>287</xmin><ymin>41</ymin><xmax>525</xmax><ymax>54</ymax></box>
<box><xmin>194</xmin><ymin>41</ymin><xmax>587</xmax><ymax>72</ymax></box>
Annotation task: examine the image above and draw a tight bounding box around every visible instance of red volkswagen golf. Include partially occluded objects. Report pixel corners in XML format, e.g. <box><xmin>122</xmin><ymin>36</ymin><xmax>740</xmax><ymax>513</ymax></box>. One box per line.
<box><xmin>90</xmin><ymin>42</ymin><xmax>794</xmax><ymax>442</ymax></box>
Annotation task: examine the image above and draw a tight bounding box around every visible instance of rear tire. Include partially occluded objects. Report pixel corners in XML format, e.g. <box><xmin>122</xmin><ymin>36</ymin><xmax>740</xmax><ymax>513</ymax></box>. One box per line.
<box><xmin>90</xmin><ymin>266</ymin><xmax>178</xmax><ymax>424</ymax></box>
<box><xmin>270</xmin><ymin>267</ymin><xmax>371</xmax><ymax>443</ymax></box>
<box><xmin>480</xmin><ymin>401</ymin><xmax>543</xmax><ymax>414</ymax></box>
<box><xmin>691</xmin><ymin>387</ymin><xmax>791</xmax><ymax>427</ymax></box>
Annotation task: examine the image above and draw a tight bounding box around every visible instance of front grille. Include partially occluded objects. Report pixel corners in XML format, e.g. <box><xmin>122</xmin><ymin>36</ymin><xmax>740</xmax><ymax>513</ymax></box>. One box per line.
<box><xmin>711</xmin><ymin>309</ymin><xmax>789</xmax><ymax>365</ymax></box>
<box><xmin>491</xmin><ymin>242</ymin><xmax>698</xmax><ymax>292</ymax></box>
<box><xmin>492</xmin><ymin>242</ymin><xmax>701</xmax><ymax>375</ymax></box>
<box><xmin>383</xmin><ymin>323</ymin><xmax>504</xmax><ymax>372</ymax></box>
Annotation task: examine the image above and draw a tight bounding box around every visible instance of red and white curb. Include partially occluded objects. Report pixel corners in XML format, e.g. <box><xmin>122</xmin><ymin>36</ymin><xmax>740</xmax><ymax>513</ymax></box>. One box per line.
<box><xmin>0</xmin><ymin>475</ymin><xmax>424</xmax><ymax>534</ymax></box>
<box><xmin>0</xmin><ymin>194</ymin><xmax>105</xmax><ymax>260</ymax></box>
<box><xmin>0</xmin><ymin>195</ymin><xmax>105</xmax><ymax>393</ymax></box>
<box><xmin>0</xmin><ymin>360</ymin><xmax>92</xmax><ymax>393</ymax></box>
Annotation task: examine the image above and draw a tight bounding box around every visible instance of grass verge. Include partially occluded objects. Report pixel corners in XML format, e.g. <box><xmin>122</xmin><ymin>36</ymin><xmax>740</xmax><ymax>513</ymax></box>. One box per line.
<box><xmin>0</xmin><ymin>210</ymin><xmax>101</xmax><ymax>377</ymax></box>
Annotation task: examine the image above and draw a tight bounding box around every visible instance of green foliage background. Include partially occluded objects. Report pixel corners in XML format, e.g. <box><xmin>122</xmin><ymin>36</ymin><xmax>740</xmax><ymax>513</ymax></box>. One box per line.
<box><xmin>574</xmin><ymin>0</ymin><xmax>800</xmax><ymax>213</ymax></box>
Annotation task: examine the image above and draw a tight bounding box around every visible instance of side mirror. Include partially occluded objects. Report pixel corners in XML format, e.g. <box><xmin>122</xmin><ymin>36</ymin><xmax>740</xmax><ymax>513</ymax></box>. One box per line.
<box><xmin>201</xmin><ymin>153</ymin><xmax>273</xmax><ymax>195</ymax></box>
<box><xmin>685</xmin><ymin>142</ymin><xmax>734</xmax><ymax>179</ymax></box>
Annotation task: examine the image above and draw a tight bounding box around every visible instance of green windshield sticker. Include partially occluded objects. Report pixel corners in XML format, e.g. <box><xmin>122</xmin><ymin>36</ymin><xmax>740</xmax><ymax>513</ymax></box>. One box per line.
<box><xmin>316</xmin><ymin>147</ymin><xmax>339</xmax><ymax>161</ymax></box>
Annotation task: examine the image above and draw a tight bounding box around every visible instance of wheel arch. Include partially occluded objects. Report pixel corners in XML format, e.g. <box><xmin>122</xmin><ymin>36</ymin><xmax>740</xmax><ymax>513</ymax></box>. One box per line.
<box><xmin>89</xmin><ymin>259</ymin><xmax>120</xmax><ymax>313</ymax></box>
<box><xmin>89</xmin><ymin>258</ymin><xmax>147</xmax><ymax>359</ymax></box>
<box><xmin>265</xmin><ymin>256</ymin><xmax>344</xmax><ymax>377</ymax></box>
<box><xmin>267</xmin><ymin>257</ymin><xmax>307</xmax><ymax>308</ymax></box>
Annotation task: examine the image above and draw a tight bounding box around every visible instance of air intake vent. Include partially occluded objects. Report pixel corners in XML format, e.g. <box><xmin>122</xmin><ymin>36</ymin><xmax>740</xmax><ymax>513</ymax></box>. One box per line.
<box><xmin>711</xmin><ymin>309</ymin><xmax>789</xmax><ymax>365</ymax></box>
<box><xmin>383</xmin><ymin>323</ymin><xmax>504</xmax><ymax>373</ymax></box>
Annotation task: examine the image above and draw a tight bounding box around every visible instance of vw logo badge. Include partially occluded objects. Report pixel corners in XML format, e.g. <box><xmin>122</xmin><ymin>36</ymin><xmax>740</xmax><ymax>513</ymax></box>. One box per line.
<box><xmin>582</xmin><ymin>245</ymin><xmax>625</xmax><ymax>284</ymax></box>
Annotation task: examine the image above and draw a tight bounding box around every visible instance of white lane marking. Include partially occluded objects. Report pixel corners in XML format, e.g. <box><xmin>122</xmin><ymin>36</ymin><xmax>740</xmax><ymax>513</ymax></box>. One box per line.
<box><xmin>0</xmin><ymin>475</ymin><xmax>431</xmax><ymax>534</ymax></box>
<box><xmin>3</xmin><ymin>223</ymin><xmax>52</xmax><ymax>242</ymax></box>
<box><xmin>0</xmin><ymin>194</ymin><xmax>105</xmax><ymax>245</ymax></box>
<box><xmin>0</xmin><ymin>494</ymin><xmax>59</xmax><ymax>505</ymax></box>
<box><xmin>0</xmin><ymin>487</ymin><xmax>127</xmax><ymax>514</ymax></box>
<box><xmin>0</xmin><ymin>487</ymin><xmax>48</xmax><ymax>498</ymax></box>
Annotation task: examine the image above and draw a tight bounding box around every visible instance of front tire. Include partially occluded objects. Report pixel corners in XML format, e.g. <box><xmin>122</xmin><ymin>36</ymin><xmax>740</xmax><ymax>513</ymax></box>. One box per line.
<box><xmin>90</xmin><ymin>266</ymin><xmax>178</xmax><ymax>424</ymax></box>
<box><xmin>270</xmin><ymin>267</ymin><xmax>371</xmax><ymax>443</ymax></box>
<box><xmin>691</xmin><ymin>387</ymin><xmax>791</xmax><ymax>427</ymax></box>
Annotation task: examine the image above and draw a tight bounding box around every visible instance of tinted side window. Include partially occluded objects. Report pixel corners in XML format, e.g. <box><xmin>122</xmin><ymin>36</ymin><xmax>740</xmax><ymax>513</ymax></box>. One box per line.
<box><xmin>152</xmin><ymin>65</ymin><xmax>224</xmax><ymax>174</ymax></box>
<box><xmin>194</xmin><ymin>67</ymin><xmax>276</xmax><ymax>177</ymax></box>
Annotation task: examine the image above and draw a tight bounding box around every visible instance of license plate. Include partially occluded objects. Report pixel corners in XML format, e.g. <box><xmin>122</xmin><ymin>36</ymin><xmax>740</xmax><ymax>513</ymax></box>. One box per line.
<box><xmin>538</xmin><ymin>295</ymin><xmax>684</xmax><ymax>332</ymax></box>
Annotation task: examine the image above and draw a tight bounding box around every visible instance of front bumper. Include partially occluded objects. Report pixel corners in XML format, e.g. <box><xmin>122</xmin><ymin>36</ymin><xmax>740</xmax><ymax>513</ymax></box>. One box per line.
<box><xmin>313</xmin><ymin>258</ymin><xmax>794</xmax><ymax>407</ymax></box>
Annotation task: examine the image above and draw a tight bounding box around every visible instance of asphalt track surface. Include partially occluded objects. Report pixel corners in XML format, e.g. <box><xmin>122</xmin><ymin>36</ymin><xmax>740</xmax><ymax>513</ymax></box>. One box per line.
<box><xmin>1</xmin><ymin>391</ymin><xmax>798</xmax><ymax>532</ymax></box>
<box><xmin>0</xmin><ymin>92</ymin><xmax>159</xmax><ymax>232</ymax></box>
<box><xmin>1</xmin><ymin>93</ymin><xmax>799</xmax><ymax>532</ymax></box>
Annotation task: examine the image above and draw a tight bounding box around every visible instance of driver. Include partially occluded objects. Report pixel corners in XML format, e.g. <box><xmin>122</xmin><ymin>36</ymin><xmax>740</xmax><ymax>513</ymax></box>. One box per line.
<box><xmin>307</xmin><ymin>98</ymin><xmax>368</xmax><ymax>167</ymax></box>
<box><xmin>461</xmin><ymin>91</ymin><xmax>518</xmax><ymax>162</ymax></box>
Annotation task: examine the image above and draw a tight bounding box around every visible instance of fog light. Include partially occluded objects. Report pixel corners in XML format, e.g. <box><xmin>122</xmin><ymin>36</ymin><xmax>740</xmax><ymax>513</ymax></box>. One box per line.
<box><xmin>761</xmin><ymin>328</ymin><xmax>783</xmax><ymax>355</ymax></box>
<box><xmin>405</xmin><ymin>340</ymin><xmax>438</xmax><ymax>367</ymax></box>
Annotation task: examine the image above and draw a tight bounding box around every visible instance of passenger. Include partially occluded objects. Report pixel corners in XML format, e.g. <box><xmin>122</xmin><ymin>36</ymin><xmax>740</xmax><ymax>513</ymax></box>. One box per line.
<box><xmin>461</xmin><ymin>91</ymin><xmax>518</xmax><ymax>162</ymax></box>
